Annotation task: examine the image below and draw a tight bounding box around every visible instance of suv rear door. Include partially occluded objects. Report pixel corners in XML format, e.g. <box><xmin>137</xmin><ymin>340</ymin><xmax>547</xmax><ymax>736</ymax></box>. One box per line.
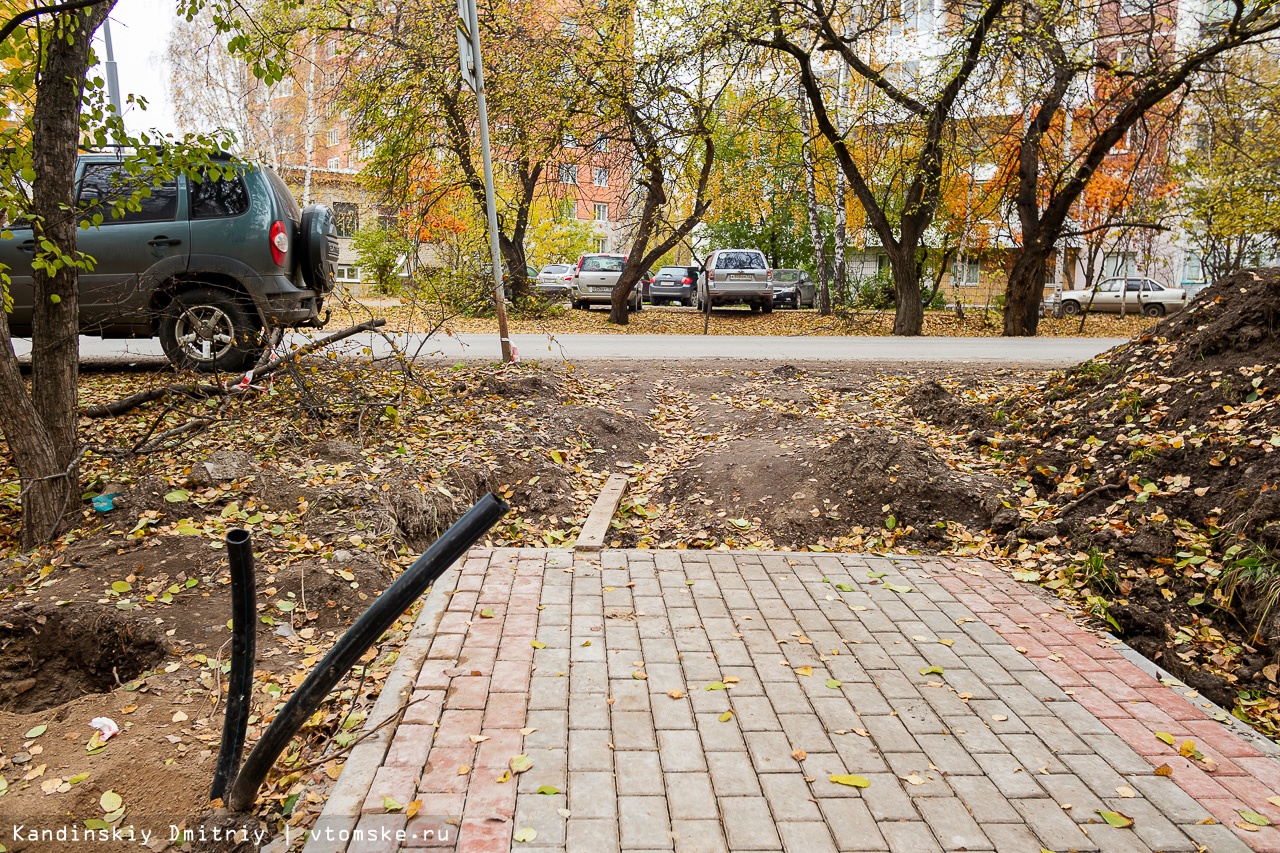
<box><xmin>187</xmin><ymin>166</ymin><xmax>255</xmax><ymax>263</ymax></box>
<box><xmin>75</xmin><ymin>161</ymin><xmax>190</xmax><ymax>333</ymax></box>
<box><xmin>715</xmin><ymin>250</ymin><xmax>768</xmax><ymax>293</ymax></box>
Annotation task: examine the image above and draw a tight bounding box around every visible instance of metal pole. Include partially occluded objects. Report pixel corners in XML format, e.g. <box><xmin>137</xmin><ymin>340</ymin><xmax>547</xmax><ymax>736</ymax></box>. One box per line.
<box><xmin>465</xmin><ymin>0</ymin><xmax>513</xmax><ymax>363</ymax></box>
<box><xmin>102</xmin><ymin>17</ymin><xmax>122</xmax><ymax>117</ymax></box>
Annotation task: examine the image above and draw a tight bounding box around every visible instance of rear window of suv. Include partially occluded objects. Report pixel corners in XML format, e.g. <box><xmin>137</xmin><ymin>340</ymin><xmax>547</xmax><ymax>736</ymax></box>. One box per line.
<box><xmin>582</xmin><ymin>256</ymin><xmax>625</xmax><ymax>272</ymax></box>
<box><xmin>715</xmin><ymin>251</ymin><xmax>765</xmax><ymax>270</ymax></box>
<box><xmin>542</xmin><ymin>265</ymin><xmax>570</xmax><ymax>274</ymax></box>
<box><xmin>658</xmin><ymin>267</ymin><xmax>688</xmax><ymax>277</ymax></box>
<box><xmin>190</xmin><ymin>169</ymin><xmax>250</xmax><ymax>219</ymax></box>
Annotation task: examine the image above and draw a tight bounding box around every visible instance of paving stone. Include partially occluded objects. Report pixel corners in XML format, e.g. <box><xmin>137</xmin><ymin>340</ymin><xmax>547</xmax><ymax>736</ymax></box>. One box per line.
<box><xmin>706</xmin><ymin>751</ymin><xmax>762</xmax><ymax>797</ymax></box>
<box><xmin>879</xmin><ymin>822</ymin><xmax>943</xmax><ymax>853</ymax></box>
<box><xmin>619</xmin><ymin>796</ymin><xmax>673</xmax><ymax>850</ymax></box>
<box><xmin>760</xmin><ymin>774</ymin><xmax>824</xmax><ymax>821</ymax></box>
<box><xmin>948</xmin><ymin>776</ymin><xmax>1021</xmax><ymax>824</ymax></box>
<box><xmin>777</xmin><ymin>822</ymin><xmax>838</xmax><ymax>853</ymax></box>
<box><xmin>666</xmin><ymin>772</ymin><xmax>719</xmax><ymax>820</ymax></box>
<box><xmin>658</xmin><ymin>729</ymin><xmax>709</xmax><ymax>772</ymax></box>
<box><xmin>817</xmin><ymin>799</ymin><xmax>888</xmax><ymax>851</ymax></box>
<box><xmin>616</xmin><ymin>750</ymin><xmax>665</xmax><ymax>796</ymax></box>
<box><xmin>1011</xmin><ymin>798</ymin><xmax>1100</xmax><ymax>851</ymax></box>
<box><xmin>915</xmin><ymin>797</ymin><xmax>994</xmax><ymax>851</ymax></box>
<box><xmin>719</xmin><ymin>797</ymin><xmax>784</xmax><ymax>851</ymax></box>
<box><xmin>670</xmin><ymin>820</ymin><xmax>729</xmax><ymax>853</ymax></box>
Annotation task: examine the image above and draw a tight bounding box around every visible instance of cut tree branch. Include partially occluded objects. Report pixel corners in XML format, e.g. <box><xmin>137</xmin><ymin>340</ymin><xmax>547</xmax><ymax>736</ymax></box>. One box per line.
<box><xmin>84</xmin><ymin>318</ymin><xmax>387</xmax><ymax>417</ymax></box>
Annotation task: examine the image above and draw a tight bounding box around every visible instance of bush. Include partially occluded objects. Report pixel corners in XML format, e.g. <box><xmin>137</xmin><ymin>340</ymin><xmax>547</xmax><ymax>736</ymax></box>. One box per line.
<box><xmin>851</xmin><ymin>269</ymin><xmax>896</xmax><ymax>309</ymax></box>
<box><xmin>849</xmin><ymin>269</ymin><xmax>948</xmax><ymax>310</ymax></box>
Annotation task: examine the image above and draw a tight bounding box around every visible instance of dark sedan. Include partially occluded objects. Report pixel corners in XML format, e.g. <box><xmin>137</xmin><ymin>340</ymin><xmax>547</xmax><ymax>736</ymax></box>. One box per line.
<box><xmin>649</xmin><ymin>265</ymin><xmax>699</xmax><ymax>306</ymax></box>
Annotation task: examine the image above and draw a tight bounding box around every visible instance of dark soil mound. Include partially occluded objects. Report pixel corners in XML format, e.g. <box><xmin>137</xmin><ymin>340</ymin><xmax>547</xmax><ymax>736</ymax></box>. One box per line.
<box><xmin>904</xmin><ymin>380</ymin><xmax>996</xmax><ymax>432</ymax></box>
<box><xmin>663</xmin><ymin>427</ymin><xmax>1002</xmax><ymax>546</ymax></box>
<box><xmin>1017</xmin><ymin>268</ymin><xmax>1280</xmax><ymax>539</ymax></box>
<box><xmin>1004</xmin><ymin>268</ymin><xmax>1280</xmax><ymax>691</ymax></box>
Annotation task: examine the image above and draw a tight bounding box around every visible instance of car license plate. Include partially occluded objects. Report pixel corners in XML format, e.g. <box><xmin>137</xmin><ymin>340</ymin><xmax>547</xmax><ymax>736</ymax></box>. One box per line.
<box><xmin>729</xmin><ymin>274</ymin><xmax>750</xmax><ymax>281</ymax></box>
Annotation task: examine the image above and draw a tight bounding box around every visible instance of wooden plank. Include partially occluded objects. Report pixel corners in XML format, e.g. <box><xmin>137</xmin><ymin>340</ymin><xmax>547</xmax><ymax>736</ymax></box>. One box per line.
<box><xmin>575</xmin><ymin>474</ymin><xmax>629</xmax><ymax>552</ymax></box>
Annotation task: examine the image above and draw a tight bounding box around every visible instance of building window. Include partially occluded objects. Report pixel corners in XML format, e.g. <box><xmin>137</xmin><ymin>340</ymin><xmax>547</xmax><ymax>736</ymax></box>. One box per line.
<box><xmin>1182</xmin><ymin>254</ymin><xmax>1205</xmax><ymax>284</ymax></box>
<box><xmin>593</xmin><ymin>135</ymin><xmax>608</xmax><ymax>152</ymax></box>
<box><xmin>327</xmin><ymin>156</ymin><xmax>340</xmax><ymax>169</ymax></box>
<box><xmin>594</xmin><ymin>202</ymin><xmax>609</xmax><ymax>222</ymax></box>
<box><xmin>1104</xmin><ymin>252</ymin><xmax>1137</xmax><ymax>278</ymax></box>
<box><xmin>335</xmin><ymin>265</ymin><xmax>361</xmax><ymax>282</ymax></box>
<box><xmin>951</xmin><ymin>256</ymin><xmax>980</xmax><ymax>287</ymax></box>
<box><xmin>560</xmin><ymin>16</ymin><xmax>577</xmax><ymax>37</ymax></box>
<box><xmin>356</xmin><ymin>139</ymin><xmax>375</xmax><ymax>160</ymax></box>
<box><xmin>595</xmin><ymin>236</ymin><xmax>608</xmax><ymax>252</ymax></box>
<box><xmin>326</xmin><ymin>40</ymin><xmax>338</xmax><ymax>58</ymax></box>
<box><xmin>333</xmin><ymin>201</ymin><xmax>359</xmax><ymax>237</ymax></box>
<box><xmin>562</xmin><ymin>133</ymin><xmax>579</xmax><ymax>148</ymax></box>
<box><xmin>593</xmin><ymin>167</ymin><xmax>609</xmax><ymax>187</ymax></box>
<box><xmin>328</xmin><ymin>127</ymin><xmax>340</xmax><ymax>146</ymax></box>
<box><xmin>559</xmin><ymin>164</ymin><xmax>578</xmax><ymax>184</ymax></box>
<box><xmin>281</xmin><ymin>134</ymin><xmax>296</xmax><ymax>154</ymax></box>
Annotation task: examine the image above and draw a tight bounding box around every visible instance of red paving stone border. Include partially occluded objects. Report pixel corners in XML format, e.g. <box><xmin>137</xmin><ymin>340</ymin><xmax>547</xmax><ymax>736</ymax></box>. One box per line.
<box><xmin>932</xmin><ymin>558</ymin><xmax>1280</xmax><ymax>852</ymax></box>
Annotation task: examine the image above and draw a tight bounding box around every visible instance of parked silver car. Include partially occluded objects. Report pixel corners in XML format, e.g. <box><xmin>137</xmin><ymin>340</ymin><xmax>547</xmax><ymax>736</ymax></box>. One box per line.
<box><xmin>698</xmin><ymin>248</ymin><xmax>773</xmax><ymax>312</ymax></box>
<box><xmin>1059</xmin><ymin>277</ymin><xmax>1187</xmax><ymax>317</ymax></box>
<box><xmin>536</xmin><ymin>263</ymin><xmax>574</xmax><ymax>298</ymax></box>
<box><xmin>772</xmin><ymin>269</ymin><xmax>815</xmax><ymax>309</ymax></box>
<box><xmin>570</xmin><ymin>253</ymin><xmax>642</xmax><ymax>311</ymax></box>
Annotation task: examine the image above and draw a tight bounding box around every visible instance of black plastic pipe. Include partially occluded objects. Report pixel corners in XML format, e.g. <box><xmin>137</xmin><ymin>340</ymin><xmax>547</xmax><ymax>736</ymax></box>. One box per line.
<box><xmin>226</xmin><ymin>492</ymin><xmax>508</xmax><ymax>812</ymax></box>
<box><xmin>211</xmin><ymin>527</ymin><xmax>258</xmax><ymax>803</ymax></box>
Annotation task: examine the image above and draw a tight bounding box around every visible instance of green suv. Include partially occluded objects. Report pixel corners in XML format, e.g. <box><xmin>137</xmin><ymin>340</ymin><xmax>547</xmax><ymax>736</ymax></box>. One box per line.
<box><xmin>0</xmin><ymin>152</ymin><xmax>338</xmax><ymax>372</ymax></box>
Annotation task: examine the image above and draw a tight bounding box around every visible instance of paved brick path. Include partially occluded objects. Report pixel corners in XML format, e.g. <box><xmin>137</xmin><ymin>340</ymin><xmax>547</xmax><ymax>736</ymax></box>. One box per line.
<box><xmin>305</xmin><ymin>550</ymin><xmax>1280</xmax><ymax>853</ymax></box>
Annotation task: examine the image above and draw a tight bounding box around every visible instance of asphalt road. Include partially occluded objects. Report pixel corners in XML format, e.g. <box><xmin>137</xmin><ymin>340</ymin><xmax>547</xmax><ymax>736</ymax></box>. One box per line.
<box><xmin>14</xmin><ymin>332</ymin><xmax>1125</xmax><ymax>368</ymax></box>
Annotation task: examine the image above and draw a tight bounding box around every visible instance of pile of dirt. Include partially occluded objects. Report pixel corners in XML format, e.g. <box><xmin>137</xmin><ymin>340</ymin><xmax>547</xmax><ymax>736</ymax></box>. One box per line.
<box><xmin>993</xmin><ymin>268</ymin><xmax>1280</xmax><ymax>697</ymax></box>
<box><xmin>661</xmin><ymin>426</ymin><xmax>1003</xmax><ymax>547</ymax></box>
<box><xmin>903</xmin><ymin>379</ymin><xmax>995</xmax><ymax>433</ymax></box>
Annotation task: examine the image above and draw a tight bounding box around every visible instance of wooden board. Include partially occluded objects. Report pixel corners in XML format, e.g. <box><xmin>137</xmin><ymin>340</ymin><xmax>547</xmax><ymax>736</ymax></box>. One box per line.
<box><xmin>575</xmin><ymin>474</ymin><xmax>629</xmax><ymax>552</ymax></box>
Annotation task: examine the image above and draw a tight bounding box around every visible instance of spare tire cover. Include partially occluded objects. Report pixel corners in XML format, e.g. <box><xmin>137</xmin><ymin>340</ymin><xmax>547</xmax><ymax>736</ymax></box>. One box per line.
<box><xmin>299</xmin><ymin>205</ymin><xmax>339</xmax><ymax>293</ymax></box>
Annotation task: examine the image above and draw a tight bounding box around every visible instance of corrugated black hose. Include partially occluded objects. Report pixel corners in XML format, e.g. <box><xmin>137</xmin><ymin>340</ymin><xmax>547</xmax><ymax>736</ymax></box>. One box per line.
<box><xmin>224</xmin><ymin>492</ymin><xmax>508</xmax><ymax>812</ymax></box>
<box><xmin>210</xmin><ymin>527</ymin><xmax>257</xmax><ymax>802</ymax></box>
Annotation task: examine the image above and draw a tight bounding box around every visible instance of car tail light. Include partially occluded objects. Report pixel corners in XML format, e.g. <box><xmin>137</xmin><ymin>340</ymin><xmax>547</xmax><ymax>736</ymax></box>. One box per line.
<box><xmin>269</xmin><ymin>221</ymin><xmax>288</xmax><ymax>266</ymax></box>
<box><xmin>708</xmin><ymin>269</ymin><xmax>715</xmax><ymax>283</ymax></box>
<box><xmin>563</xmin><ymin>274</ymin><xmax>572</xmax><ymax>281</ymax></box>
<box><xmin>681</xmin><ymin>276</ymin><xmax>692</xmax><ymax>285</ymax></box>
<box><xmin>767</xmin><ymin>269</ymin><xmax>773</xmax><ymax>283</ymax></box>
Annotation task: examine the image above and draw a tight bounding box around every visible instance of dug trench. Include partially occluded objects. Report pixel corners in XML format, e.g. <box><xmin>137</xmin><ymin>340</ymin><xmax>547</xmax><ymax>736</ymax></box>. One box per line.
<box><xmin>2</xmin><ymin>277</ymin><xmax>1278</xmax><ymax>845</ymax></box>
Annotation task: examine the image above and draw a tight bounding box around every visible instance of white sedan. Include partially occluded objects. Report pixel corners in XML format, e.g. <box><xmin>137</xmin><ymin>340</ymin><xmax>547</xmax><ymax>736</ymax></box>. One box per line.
<box><xmin>1059</xmin><ymin>278</ymin><xmax>1187</xmax><ymax>317</ymax></box>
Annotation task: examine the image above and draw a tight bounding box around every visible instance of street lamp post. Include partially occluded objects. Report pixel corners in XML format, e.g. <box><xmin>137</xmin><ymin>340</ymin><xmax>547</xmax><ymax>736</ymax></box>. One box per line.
<box><xmin>457</xmin><ymin>0</ymin><xmax>513</xmax><ymax>363</ymax></box>
<box><xmin>102</xmin><ymin>16</ymin><xmax>122</xmax><ymax>117</ymax></box>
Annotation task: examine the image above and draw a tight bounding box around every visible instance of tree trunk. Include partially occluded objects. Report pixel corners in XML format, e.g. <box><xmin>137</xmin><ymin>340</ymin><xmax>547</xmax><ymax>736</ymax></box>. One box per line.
<box><xmin>796</xmin><ymin>86</ymin><xmax>829</xmax><ymax>315</ymax></box>
<box><xmin>832</xmin><ymin>54</ymin><xmax>849</xmax><ymax>308</ymax></box>
<box><xmin>6</xmin><ymin>3</ymin><xmax>114</xmax><ymax>547</ymax></box>
<box><xmin>498</xmin><ymin>234</ymin><xmax>529</xmax><ymax>302</ymax></box>
<box><xmin>1003</xmin><ymin>248</ymin><xmax>1048</xmax><ymax>336</ymax></box>
<box><xmin>888</xmin><ymin>248</ymin><xmax>924</xmax><ymax>336</ymax></box>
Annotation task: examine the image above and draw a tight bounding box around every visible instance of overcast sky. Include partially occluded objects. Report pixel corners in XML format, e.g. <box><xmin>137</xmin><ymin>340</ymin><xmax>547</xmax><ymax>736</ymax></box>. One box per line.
<box><xmin>93</xmin><ymin>0</ymin><xmax>178</xmax><ymax>136</ymax></box>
